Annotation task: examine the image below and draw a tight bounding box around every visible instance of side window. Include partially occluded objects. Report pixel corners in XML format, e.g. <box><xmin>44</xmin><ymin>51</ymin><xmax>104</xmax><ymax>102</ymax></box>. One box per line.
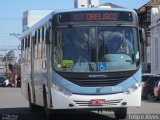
<box><xmin>35</xmin><ymin>31</ymin><xmax>37</xmax><ymax>45</ymax></box>
<box><xmin>25</xmin><ymin>37</ymin><xmax>28</xmax><ymax>49</ymax></box>
<box><xmin>22</xmin><ymin>39</ymin><xmax>25</xmax><ymax>61</ymax></box>
<box><xmin>41</xmin><ymin>27</ymin><xmax>45</xmax><ymax>58</ymax></box>
<box><xmin>42</xmin><ymin>27</ymin><xmax>44</xmax><ymax>42</ymax></box>
<box><xmin>21</xmin><ymin>35</ymin><xmax>31</xmax><ymax>62</ymax></box>
<box><xmin>34</xmin><ymin>31</ymin><xmax>38</xmax><ymax>59</ymax></box>
<box><xmin>38</xmin><ymin>29</ymin><xmax>41</xmax><ymax>58</ymax></box>
<box><xmin>38</xmin><ymin>29</ymin><xmax>40</xmax><ymax>43</ymax></box>
<box><xmin>28</xmin><ymin>36</ymin><xmax>31</xmax><ymax>61</ymax></box>
<box><xmin>25</xmin><ymin>36</ymin><xmax>28</xmax><ymax>61</ymax></box>
<box><xmin>28</xmin><ymin>36</ymin><xmax>30</xmax><ymax>48</ymax></box>
<box><xmin>142</xmin><ymin>76</ymin><xmax>149</xmax><ymax>82</ymax></box>
<box><xmin>21</xmin><ymin>39</ymin><xmax>24</xmax><ymax>50</ymax></box>
<box><xmin>42</xmin><ymin>26</ymin><xmax>47</xmax><ymax>58</ymax></box>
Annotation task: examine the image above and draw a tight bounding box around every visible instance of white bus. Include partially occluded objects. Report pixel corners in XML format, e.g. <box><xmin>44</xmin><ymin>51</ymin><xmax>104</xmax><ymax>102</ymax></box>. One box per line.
<box><xmin>21</xmin><ymin>8</ymin><xmax>142</xmax><ymax>119</ymax></box>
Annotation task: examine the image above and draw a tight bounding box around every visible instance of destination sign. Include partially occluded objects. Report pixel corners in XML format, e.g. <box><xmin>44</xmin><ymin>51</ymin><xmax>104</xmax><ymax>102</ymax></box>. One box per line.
<box><xmin>59</xmin><ymin>11</ymin><xmax>133</xmax><ymax>23</ymax></box>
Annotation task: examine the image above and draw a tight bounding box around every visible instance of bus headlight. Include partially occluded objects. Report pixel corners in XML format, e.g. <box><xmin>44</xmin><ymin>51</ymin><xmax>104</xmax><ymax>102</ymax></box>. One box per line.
<box><xmin>123</xmin><ymin>83</ymin><xmax>141</xmax><ymax>95</ymax></box>
<box><xmin>54</xmin><ymin>84</ymin><xmax>72</xmax><ymax>96</ymax></box>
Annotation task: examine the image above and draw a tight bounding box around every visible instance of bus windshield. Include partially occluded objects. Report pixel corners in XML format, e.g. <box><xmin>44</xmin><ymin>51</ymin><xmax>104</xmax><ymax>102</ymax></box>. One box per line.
<box><xmin>52</xmin><ymin>26</ymin><xmax>140</xmax><ymax>72</ymax></box>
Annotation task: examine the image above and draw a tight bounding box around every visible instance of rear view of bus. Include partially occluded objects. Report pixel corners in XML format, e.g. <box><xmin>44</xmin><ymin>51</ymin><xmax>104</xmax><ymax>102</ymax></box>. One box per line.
<box><xmin>51</xmin><ymin>8</ymin><xmax>141</xmax><ymax>119</ymax></box>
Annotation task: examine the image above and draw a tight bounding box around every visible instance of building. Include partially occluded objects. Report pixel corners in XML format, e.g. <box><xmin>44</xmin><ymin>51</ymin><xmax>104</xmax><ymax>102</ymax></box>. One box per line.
<box><xmin>150</xmin><ymin>7</ymin><xmax>160</xmax><ymax>74</ymax></box>
<box><xmin>74</xmin><ymin>0</ymin><xmax>125</xmax><ymax>8</ymax></box>
<box><xmin>0</xmin><ymin>62</ymin><xmax>5</xmax><ymax>76</ymax></box>
<box><xmin>99</xmin><ymin>2</ymin><xmax>125</xmax><ymax>8</ymax></box>
<box><xmin>138</xmin><ymin>0</ymin><xmax>160</xmax><ymax>73</ymax></box>
<box><xmin>74</xmin><ymin>0</ymin><xmax>99</xmax><ymax>8</ymax></box>
<box><xmin>23</xmin><ymin>10</ymin><xmax>53</xmax><ymax>32</ymax></box>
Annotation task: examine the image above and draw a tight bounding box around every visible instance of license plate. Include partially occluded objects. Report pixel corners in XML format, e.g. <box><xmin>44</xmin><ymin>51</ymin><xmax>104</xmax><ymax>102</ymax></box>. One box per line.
<box><xmin>90</xmin><ymin>99</ymin><xmax>105</xmax><ymax>105</ymax></box>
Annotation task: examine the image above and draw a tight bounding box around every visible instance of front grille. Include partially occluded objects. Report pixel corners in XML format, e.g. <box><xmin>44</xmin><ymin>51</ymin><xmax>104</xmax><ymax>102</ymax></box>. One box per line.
<box><xmin>74</xmin><ymin>99</ymin><xmax>122</xmax><ymax>107</ymax></box>
<box><xmin>68</xmin><ymin>77</ymin><xmax>128</xmax><ymax>87</ymax></box>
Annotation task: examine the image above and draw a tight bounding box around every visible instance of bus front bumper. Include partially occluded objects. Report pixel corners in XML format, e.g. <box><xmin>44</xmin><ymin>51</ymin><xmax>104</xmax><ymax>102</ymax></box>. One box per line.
<box><xmin>50</xmin><ymin>85</ymin><xmax>142</xmax><ymax>110</ymax></box>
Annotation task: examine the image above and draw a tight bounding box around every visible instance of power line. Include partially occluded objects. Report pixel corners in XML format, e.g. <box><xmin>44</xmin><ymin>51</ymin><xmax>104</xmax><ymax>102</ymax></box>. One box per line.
<box><xmin>0</xmin><ymin>18</ymin><xmax>21</xmax><ymax>21</ymax></box>
<box><xmin>10</xmin><ymin>33</ymin><xmax>21</xmax><ymax>40</ymax></box>
<box><xmin>0</xmin><ymin>35</ymin><xmax>11</xmax><ymax>37</ymax></box>
<box><xmin>0</xmin><ymin>45</ymin><xmax>19</xmax><ymax>47</ymax></box>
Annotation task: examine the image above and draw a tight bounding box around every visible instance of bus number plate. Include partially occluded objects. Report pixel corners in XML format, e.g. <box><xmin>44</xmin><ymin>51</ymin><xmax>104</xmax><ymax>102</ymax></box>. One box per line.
<box><xmin>90</xmin><ymin>99</ymin><xmax>105</xmax><ymax>105</ymax></box>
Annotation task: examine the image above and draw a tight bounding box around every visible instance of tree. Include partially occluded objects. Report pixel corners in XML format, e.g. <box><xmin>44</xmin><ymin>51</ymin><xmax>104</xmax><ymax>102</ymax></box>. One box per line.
<box><xmin>0</xmin><ymin>54</ymin><xmax>3</xmax><ymax>60</ymax></box>
<box><xmin>8</xmin><ymin>63</ymin><xmax>13</xmax><ymax>72</ymax></box>
<box><xmin>1</xmin><ymin>50</ymin><xmax>16</xmax><ymax>63</ymax></box>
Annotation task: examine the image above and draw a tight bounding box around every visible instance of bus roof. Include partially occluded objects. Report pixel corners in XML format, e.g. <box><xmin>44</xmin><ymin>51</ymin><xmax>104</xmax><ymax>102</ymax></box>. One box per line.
<box><xmin>21</xmin><ymin>11</ymin><xmax>54</xmax><ymax>38</ymax></box>
<box><xmin>54</xmin><ymin>7</ymin><xmax>136</xmax><ymax>14</ymax></box>
<box><xmin>21</xmin><ymin>8</ymin><xmax>137</xmax><ymax>39</ymax></box>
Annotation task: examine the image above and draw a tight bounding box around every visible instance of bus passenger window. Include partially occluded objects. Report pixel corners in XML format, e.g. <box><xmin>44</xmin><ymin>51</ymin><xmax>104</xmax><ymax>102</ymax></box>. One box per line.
<box><xmin>42</xmin><ymin>27</ymin><xmax>44</xmax><ymax>41</ymax></box>
<box><xmin>34</xmin><ymin>31</ymin><xmax>37</xmax><ymax>45</ymax></box>
<box><xmin>21</xmin><ymin>39</ymin><xmax>24</xmax><ymax>50</ymax></box>
<box><xmin>25</xmin><ymin>37</ymin><xmax>28</xmax><ymax>49</ymax></box>
<box><xmin>34</xmin><ymin>31</ymin><xmax>38</xmax><ymax>59</ymax></box>
<box><xmin>38</xmin><ymin>29</ymin><xmax>40</xmax><ymax>43</ymax></box>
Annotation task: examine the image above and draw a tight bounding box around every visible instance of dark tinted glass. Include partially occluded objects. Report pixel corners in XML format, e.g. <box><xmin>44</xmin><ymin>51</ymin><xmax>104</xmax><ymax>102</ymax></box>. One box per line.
<box><xmin>142</xmin><ymin>76</ymin><xmax>152</xmax><ymax>82</ymax></box>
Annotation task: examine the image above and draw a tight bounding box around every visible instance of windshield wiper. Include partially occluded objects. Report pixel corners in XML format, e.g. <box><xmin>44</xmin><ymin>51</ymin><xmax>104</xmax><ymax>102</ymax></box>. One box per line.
<box><xmin>68</xmin><ymin>24</ymin><xmax>89</xmax><ymax>43</ymax></box>
<box><xmin>68</xmin><ymin>24</ymin><xmax>94</xmax><ymax>71</ymax></box>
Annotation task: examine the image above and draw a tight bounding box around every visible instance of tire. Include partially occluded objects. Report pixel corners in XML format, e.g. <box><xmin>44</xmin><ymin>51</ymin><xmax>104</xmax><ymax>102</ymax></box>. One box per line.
<box><xmin>114</xmin><ymin>107</ymin><xmax>127</xmax><ymax>119</ymax></box>
<box><xmin>9</xmin><ymin>83</ymin><xmax>14</xmax><ymax>87</ymax></box>
<box><xmin>43</xmin><ymin>86</ymin><xmax>51</xmax><ymax>120</ymax></box>
<box><xmin>147</xmin><ymin>91</ymin><xmax>158</xmax><ymax>101</ymax></box>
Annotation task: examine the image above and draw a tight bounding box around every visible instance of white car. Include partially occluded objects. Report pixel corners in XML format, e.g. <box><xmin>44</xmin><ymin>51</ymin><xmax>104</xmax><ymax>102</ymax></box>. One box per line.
<box><xmin>0</xmin><ymin>76</ymin><xmax>14</xmax><ymax>87</ymax></box>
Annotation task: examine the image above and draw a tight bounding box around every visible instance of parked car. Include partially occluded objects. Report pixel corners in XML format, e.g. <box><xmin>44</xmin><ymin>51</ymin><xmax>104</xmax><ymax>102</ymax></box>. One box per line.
<box><xmin>154</xmin><ymin>79</ymin><xmax>160</xmax><ymax>98</ymax></box>
<box><xmin>0</xmin><ymin>76</ymin><xmax>14</xmax><ymax>87</ymax></box>
<box><xmin>142</xmin><ymin>74</ymin><xmax>160</xmax><ymax>101</ymax></box>
<box><xmin>142</xmin><ymin>73</ymin><xmax>154</xmax><ymax>86</ymax></box>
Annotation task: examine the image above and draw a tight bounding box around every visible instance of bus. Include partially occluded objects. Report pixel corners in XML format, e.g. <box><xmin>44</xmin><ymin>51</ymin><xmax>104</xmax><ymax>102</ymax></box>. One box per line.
<box><xmin>21</xmin><ymin>8</ymin><xmax>142</xmax><ymax>119</ymax></box>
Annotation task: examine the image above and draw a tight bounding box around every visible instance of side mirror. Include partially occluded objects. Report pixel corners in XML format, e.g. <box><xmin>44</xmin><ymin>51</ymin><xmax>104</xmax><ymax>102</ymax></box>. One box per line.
<box><xmin>46</xmin><ymin>28</ymin><xmax>51</xmax><ymax>45</ymax></box>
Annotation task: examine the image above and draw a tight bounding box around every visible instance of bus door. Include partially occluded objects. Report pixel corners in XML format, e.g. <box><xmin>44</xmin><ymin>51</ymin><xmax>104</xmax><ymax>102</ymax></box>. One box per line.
<box><xmin>45</xmin><ymin>27</ymin><xmax>52</xmax><ymax>108</ymax></box>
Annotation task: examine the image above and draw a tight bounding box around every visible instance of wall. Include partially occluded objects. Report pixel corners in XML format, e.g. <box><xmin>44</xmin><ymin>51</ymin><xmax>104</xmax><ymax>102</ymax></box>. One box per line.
<box><xmin>22</xmin><ymin>10</ymin><xmax>53</xmax><ymax>32</ymax></box>
<box><xmin>74</xmin><ymin>0</ymin><xmax>99</xmax><ymax>8</ymax></box>
<box><xmin>150</xmin><ymin>7</ymin><xmax>160</xmax><ymax>74</ymax></box>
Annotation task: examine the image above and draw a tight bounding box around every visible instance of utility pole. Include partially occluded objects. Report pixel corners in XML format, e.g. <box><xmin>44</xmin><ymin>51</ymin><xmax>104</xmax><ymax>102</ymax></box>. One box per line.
<box><xmin>10</xmin><ymin>33</ymin><xmax>21</xmax><ymax>50</ymax></box>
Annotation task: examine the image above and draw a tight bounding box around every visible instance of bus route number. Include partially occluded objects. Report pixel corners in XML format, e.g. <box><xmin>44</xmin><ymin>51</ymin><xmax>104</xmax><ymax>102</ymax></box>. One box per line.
<box><xmin>112</xmin><ymin>86</ymin><xmax>122</xmax><ymax>92</ymax></box>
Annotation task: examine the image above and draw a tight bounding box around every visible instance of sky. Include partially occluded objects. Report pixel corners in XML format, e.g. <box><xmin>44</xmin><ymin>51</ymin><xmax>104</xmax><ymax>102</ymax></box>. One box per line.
<box><xmin>0</xmin><ymin>0</ymin><xmax>149</xmax><ymax>52</ymax></box>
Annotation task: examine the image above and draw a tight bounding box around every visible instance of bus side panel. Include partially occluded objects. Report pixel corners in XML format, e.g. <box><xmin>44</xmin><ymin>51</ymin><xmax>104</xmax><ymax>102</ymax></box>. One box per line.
<box><xmin>21</xmin><ymin>62</ymin><xmax>31</xmax><ymax>102</ymax></box>
<box><xmin>21</xmin><ymin>35</ymin><xmax>33</xmax><ymax>102</ymax></box>
<box><xmin>33</xmin><ymin>43</ymin><xmax>47</xmax><ymax>107</ymax></box>
<box><xmin>33</xmin><ymin>59</ymin><xmax>44</xmax><ymax>106</ymax></box>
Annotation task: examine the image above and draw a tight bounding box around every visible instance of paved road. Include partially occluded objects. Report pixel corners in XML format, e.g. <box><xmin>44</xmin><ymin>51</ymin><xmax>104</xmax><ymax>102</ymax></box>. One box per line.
<box><xmin>0</xmin><ymin>88</ymin><xmax>160</xmax><ymax>120</ymax></box>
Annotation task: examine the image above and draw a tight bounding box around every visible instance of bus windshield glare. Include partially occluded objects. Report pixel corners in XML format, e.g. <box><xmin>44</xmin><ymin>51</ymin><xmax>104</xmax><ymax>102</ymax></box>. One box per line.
<box><xmin>52</xmin><ymin>26</ymin><xmax>140</xmax><ymax>72</ymax></box>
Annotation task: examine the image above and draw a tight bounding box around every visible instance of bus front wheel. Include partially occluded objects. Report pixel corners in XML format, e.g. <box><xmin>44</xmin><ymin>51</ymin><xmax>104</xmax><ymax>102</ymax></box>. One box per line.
<box><xmin>114</xmin><ymin>107</ymin><xmax>127</xmax><ymax>119</ymax></box>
